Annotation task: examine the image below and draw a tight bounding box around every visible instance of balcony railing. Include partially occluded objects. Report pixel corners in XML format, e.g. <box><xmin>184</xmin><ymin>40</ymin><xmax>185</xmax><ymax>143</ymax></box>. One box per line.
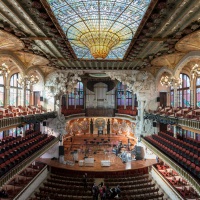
<box><xmin>0</xmin><ymin>111</ymin><xmax>57</xmax><ymax>129</ymax></box>
<box><xmin>0</xmin><ymin>137</ymin><xmax>59</xmax><ymax>187</ymax></box>
<box><xmin>145</xmin><ymin>112</ymin><xmax>200</xmax><ymax>130</ymax></box>
<box><xmin>141</xmin><ymin>137</ymin><xmax>200</xmax><ymax>195</ymax></box>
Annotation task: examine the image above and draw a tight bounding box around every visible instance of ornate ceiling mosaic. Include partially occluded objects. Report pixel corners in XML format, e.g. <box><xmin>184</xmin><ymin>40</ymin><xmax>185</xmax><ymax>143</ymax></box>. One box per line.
<box><xmin>47</xmin><ymin>0</ymin><xmax>151</xmax><ymax>60</ymax></box>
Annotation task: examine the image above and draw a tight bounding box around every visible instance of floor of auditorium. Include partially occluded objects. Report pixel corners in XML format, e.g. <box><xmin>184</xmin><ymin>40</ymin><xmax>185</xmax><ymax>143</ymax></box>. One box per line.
<box><xmin>38</xmin><ymin>133</ymin><xmax>157</xmax><ymax>172</ymax></box>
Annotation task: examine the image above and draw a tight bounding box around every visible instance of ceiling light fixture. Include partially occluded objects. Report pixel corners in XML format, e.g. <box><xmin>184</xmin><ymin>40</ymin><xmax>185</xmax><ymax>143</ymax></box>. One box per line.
<box><xmin>0</xmin><ymin>63</ymin><xmax>10</xmax><ymax>77</ymax></box>
<box><xmin>18</xmin><ymin>75</ymin><xmax>39</xmax><ymax>87</ymax></box>
<box><xmin>80</xmin><ymin>31</ymin><xmax>120</xmax><ymax>59</ymax></box>
<box><xmin>160</xmin><ymin>75</ymin><xmax>182</xmax><ymax>88</ymax></box>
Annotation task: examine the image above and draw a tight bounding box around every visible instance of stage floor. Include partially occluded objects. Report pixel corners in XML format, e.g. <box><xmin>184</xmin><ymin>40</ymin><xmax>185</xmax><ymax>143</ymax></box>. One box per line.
<box><xmin>38</xmin><ymin>133</ymin><xmax>156</xmax><ymax>172</ymax></box>
<box><xmin>37</xmin><ymin>157</ymin><xmax>156</xmax><ymax>172</ymax></box>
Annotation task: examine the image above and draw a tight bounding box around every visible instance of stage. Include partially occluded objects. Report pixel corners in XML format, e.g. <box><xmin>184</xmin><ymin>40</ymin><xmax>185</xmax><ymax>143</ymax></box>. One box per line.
<box><xmin>38</xmin><ymin>133</ymin><xmax>156</xmax><ymax>172</ymax></box>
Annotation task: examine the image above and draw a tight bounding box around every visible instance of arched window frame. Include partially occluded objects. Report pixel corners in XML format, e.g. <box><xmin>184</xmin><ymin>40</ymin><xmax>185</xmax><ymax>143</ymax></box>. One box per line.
<box><xmin>196</xmin><ymin>77</ymin><xmax>200</xmax><ymax>107</ymax></box>
<box><xmin>26</xmin><ymin>84</ymin><xmax>31</xmax><ymax>106</ymax></box>
<box><xmin>10</xmin><ymin>73</ymin><xmax>23</xmax><ymax>106</ymax></box>
<box><xmin>117</xmin><ymin>82</ymin><xmax>132</xmax><ymax>107</ymax></box>
<box><xmin>68</xmin><ymin>81</ymin><xmax>84</xmax><ymax>108</ymax></box>
<box><xmin>0</xmin><ymin>75</ymin><xmax>4</xmax><ymax>106</ymax></box>
<box><xmin>177</xmin><ymin>73</ymin><xmax>190</xmax><ymax>107</ymax></box>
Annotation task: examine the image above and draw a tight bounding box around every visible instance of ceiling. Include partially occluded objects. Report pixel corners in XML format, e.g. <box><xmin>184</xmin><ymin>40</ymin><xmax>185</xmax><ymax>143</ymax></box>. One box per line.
<box><xmin>0</xmin><ymin>0</ymin><xmax>199</xmax><ymax>76</ymax></box>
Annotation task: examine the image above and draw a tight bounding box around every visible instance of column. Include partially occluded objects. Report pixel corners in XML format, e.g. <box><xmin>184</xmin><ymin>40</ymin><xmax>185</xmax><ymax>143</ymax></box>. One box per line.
<box><xmin>74</xmin><ymin>92</ymin><xmax>77</xmax><ymax>109</ymax></box>
<box><xmin>23</xmin><ymin>87</ymin><xmax>26</xmax><ymax>106</ymax></box>
<box><xmin>83</xmin><ymin>80</ymin><xmax>87</xmax><ymax>110</ymax></box>
<box><xmin>174</xmin><ymin>125</ymin><xmax>177</xmax><ymax>138</ymax></box>
<box><xmin>124</xmin><ymin>87</ymin><xmax>127</xmax><ymax>109</ymax></box>
<box><xmin>174</xmin><ymin>87</ymin><xmax>178</xmax><ymax>108</ymax></box>
<box><xmin>30</xmin><ymin>90</ymin><xmax>33</xmax><ymax>105</ymax></box>
<box><xmin>190</xmin><ymin>88</ymin><xmax>194</xmax><ymax>108</ymax></box>
<box><xmin>5</xmin><ymin>85</ymin><xmax>10</xmax><ymax>108</ymax></box>
<box><xmin>140</xmin><ymin>100</ymin><xmax>145</xmax><ymax>132</ymax></box>
<box><xmin>66</xmin><ymin>94</ymin><xmax>68</xmax><ymax>109</ymax></box>
<box><xmin>167</xmin><ymin>92</ymin><xmax>170</xmax><ymax>107</ymax></box>
<box><xmin>132</xmin><ymin>93</ymin><xmax>135</xmax><ymax>110</ymax></box>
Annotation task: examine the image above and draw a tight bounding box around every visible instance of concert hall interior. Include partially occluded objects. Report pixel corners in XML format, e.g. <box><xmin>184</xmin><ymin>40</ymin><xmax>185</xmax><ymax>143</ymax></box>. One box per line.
<box><xmin>0</xmin><ymin>0</ymin><xmax>200</xmax><ymax>199</ymax></box>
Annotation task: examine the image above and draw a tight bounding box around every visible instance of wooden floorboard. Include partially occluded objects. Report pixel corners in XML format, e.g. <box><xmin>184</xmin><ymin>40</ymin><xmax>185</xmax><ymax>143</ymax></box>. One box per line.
<box><xmin>38</xmin><ymin>133</ymin><xmax>156</xmax><ymax>172</ymax></box>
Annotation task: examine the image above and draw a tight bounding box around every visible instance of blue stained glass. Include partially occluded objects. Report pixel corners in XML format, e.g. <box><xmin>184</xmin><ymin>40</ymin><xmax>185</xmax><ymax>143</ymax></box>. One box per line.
<box><xmin>47</xmin><ymin>0</ymin><xmax>151</xmax><ymax>59</ymax></box>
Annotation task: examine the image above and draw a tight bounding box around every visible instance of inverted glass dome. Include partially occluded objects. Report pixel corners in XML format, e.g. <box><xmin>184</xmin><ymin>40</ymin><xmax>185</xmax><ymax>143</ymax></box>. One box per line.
<box><xmin>47</xmin><ymin>0</ymin><xmax>151</xmax><ymax>60</ymax></box>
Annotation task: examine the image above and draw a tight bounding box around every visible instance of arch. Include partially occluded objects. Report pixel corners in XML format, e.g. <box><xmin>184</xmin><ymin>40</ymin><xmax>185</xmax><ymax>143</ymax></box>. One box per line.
<box><xmin>174</xmin><ymin>51</ymin><xmax>200</xmax><ymax>77</ymax></box>
<box><xmin>0</xmin><ymin>50</ymin><xmax>26</xmax><ymax>74</ymax></box>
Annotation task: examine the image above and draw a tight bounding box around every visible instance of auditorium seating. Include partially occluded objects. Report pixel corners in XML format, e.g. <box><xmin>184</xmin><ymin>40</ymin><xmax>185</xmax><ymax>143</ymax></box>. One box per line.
<box><xmin>0</xmin><ymin>162</ymin><xmax>46</xmax><ymax>199</ymax></box>
<box><xmin>143</xmin><ymin>132</ymin><xmax>200</xmax><ymax>179</ymax></box>
<box><xmin>0</xmin><ymin>105</ymin><xmax>47</xmax><ymax>119</ymax></box>
<box><xmin>151</xmin><ymin>106</ymin><xmax>200</xmax><ymax>120</ymax></box>
<box><xmin>105</xmin><ymin>173</ymin><xmax>164</xmax><ymax>200</ymax></box>
<box><xmin>32</xmin><ymin>169</ymin><xmax>164</xmax><ymax>200</ymax></box>
<box><xmin>32</xmin><ymin>171</ymin><xmax>94</xmax><ymax>200</ymax></box>
<box><xmin>61</xmin><ymin>108</ymin><xmax>85</xmax><ymax>116</ymax></box>
<box><xmin>117</xmin><ymin>106</ymin><xmax>137</xmax><ymax>116</ymax></box>
<box><xmin>155</xmin><ymin>163</ymin><xmax>200</xmax><ymax>199</ymax></box>
<box><xmin>0</xmin><ymin>131</ymin><xmax>55</xmax><ymax>177</ymax></box>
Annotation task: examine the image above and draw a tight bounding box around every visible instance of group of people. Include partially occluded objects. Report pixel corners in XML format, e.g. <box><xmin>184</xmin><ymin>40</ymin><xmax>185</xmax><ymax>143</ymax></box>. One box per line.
<box><xmin>82</xmin><ymin>173</ymin><xmax>121</xmax><ymax>200</ymax></box>
<box><xmin>92</xmin><ymin>182</ymin><xmax>121</xmax><ymax>200</ymax></box>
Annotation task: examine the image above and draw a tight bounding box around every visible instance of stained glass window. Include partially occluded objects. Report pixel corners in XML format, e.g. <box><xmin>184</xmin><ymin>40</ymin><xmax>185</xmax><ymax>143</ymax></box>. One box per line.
<box><xmin>196</xmin><ymin>77</ymin><xmax>200</xmax><ymax>107</ymax></box>
<box><xmin>68</xmin><ymin>81</ymin><xmax>84</xmax><ymax>107</ymax></box>
<box><xmin>47</xmin><ymin>0</ymin><xmax>151</xmax><ymax>59</ymax></box>
<box><xmin>0</xmin><ymin>76</ymin><xmax>4</xmax><ymax>106</ymax></box>
<box><xmin>117</xmin><ymin>82</ymin><xmax>132</xmax><ymax>107</ymax></box>
<box><xmin>177</xmin><ymin>74</ymin><xmax>190</xmax><ymax>107</ymax></box>
<box><xmin>10</xmin><ymin>73</ymin><xmax>23</xmax><ymax>106</ymax></box>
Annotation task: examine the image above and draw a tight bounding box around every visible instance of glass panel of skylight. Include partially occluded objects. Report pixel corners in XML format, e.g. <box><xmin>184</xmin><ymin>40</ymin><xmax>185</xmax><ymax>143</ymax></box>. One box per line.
<box><xmin>47</xmin><ymin>0</ymin><xmax>151</xmax><ymax>59</ymax></box>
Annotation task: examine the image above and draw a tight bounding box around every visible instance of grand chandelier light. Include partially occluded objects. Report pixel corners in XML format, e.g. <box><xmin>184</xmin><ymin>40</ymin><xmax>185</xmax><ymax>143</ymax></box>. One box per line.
<box><xmin>191</xmin><ymin>64</ymin><xmax>200</xmax><ymax>79</ymax></box>
<box><xmin>47</xmin><ymin>0</ymin><xmax>151</xmax><ymax>59</ymax></box>
<box><xmin>80</xmin><ymin>31</ymin><xmax>120</xmax><ymax>59</ymax></box>
<box><xmin>0</xmin><ymin>63</ymin><xmax>10</xmax><ymax>77</ymax></box>
<box><xmin>18</xmin><ymin>75</ymin><xmax>39</xmax><ymax>87</ymax></box>
<box><xmin>160</xmin><ymin>75</ymin><xmax>182</xmax><ymax>88</ymax></box>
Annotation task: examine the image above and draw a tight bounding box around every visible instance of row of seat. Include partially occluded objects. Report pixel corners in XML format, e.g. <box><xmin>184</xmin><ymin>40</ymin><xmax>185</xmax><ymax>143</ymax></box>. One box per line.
<box><xmin>0</xmin><ymin>134</ymin><xmax>55</xmax><ymax>177</ymax></box>
<box><xmin>152</xmin><ymin>134</ymin><xmax>200</xmax><ymax>165</ymax></box>
<box><xmin>159</xmin><ymin>131</ymin><xmax>200</xmax><ymax>151</ymax></box>
<box><xmin>104</xmin><ymin>174</ymin><xmax>149</xmax><ymax>182</ymax></box>
<box><xmin>0</xmin><ymin>131</ymin><xmax>41</xmax><ymax>150</ymax></box>
<box><xmin>155</xmin><ymin>164</ymin><xmax>200</xmax><ymax>199</ymax></box>
<box><xmin>1</xmin><ymin>162</ymin><xmax>46</xmax><ymax>199</ymax></box>
<box><xmin>61</xmin><ymin>108</ymin><xmax>84</xmax><ymax>116</ymax></box>
<box><xmin>144</xmin><ymin>136</ymin><xmax>200</xmax><ymax>179</ymax></box>
<box><xmin>0</xmin><ymin>105</ymin><xmax>46</xmax><ymax>119</ymax></box>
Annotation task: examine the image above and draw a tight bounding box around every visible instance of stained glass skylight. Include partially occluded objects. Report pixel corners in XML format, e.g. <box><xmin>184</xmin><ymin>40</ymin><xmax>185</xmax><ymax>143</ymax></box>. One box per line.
<box><xmin>47</xmin><ymin>0</ymin><xmax>151</xmax><ymax>60</ymax></box>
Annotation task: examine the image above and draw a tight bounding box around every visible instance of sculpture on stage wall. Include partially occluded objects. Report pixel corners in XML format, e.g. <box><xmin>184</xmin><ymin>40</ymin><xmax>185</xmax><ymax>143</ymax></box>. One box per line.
<box><xmin>45</xmin><ymin>70</ymin><xmax>83</xmax><ymax>113</ymax></box>
<box><xmin>48</xmin><ymin>113</ymin><xmax>66</xmax><ymax>137</ymax></box>
<box><xmin>106</xmin><ymin>70</ymin><xmax>158</xmax><ymax>137</ymax></box>
<box><xmin>107</xmin><ymin>119</ymin><xmax>110</xmax><ymax>134</ymax></box>
<box><xmin>90</xmin><ymin>119</ymin><xmax>93</xmax><ymax>134</ymax></box>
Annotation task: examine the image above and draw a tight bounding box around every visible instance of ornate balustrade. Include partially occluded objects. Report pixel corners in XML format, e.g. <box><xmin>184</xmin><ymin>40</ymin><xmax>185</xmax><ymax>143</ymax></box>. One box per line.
<box><xmin>144</xmin><ymin>112</ymin><xmax>178</xmax><ymax>125</ymax></box>
<box><xmin>141</xmin><ymin>137</ymin><xmax>200</xmax><ymax>195</ymax></box>
<box><xmin>0</xmin><ymin>111</ymin><xmax>57</xmax><ymax>129</ymax></box>
<box><xmin>145</xmin><ymin>111</ymin><xmax>200</xmax><ymax>130</ymax></box>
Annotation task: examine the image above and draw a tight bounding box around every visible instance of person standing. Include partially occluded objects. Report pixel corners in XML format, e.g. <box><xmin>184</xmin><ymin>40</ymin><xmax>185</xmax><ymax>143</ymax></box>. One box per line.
<box><xmin>92</xmin><ymin>183</ymin><xmax>99</xmax><ymax>200</ymax></box>
<box><xmin>83</xmin><ymin>173</ymin><xmax>88</xmax><ymax>189</ymax></box>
